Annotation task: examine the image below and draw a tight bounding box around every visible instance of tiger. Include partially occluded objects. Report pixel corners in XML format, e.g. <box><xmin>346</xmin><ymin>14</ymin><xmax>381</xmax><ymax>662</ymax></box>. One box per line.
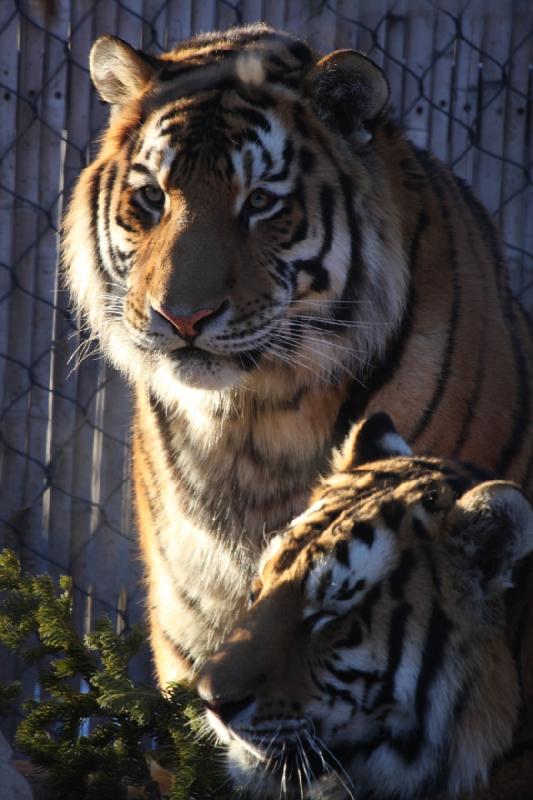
<box><xmin>62</xmin><ymin>23</ymin><xmax>533</xmax><ymax>693</ymax></box>
<box><xmin>197</xmin><ymin>412</ymin><xmax>533</xmax><ymax>800</ymax></box>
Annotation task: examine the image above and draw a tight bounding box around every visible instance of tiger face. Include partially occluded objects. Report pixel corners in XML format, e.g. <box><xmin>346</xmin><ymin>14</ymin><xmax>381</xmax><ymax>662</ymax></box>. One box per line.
<box><xmin>197</xmin><ymin>413</ymin><xmax>533</xmax><ymax>799</ymax></box>
<box><xmin>64</xmin><ymin>25</ymin><xmax>408</xmax><ymax>397</ymax></box>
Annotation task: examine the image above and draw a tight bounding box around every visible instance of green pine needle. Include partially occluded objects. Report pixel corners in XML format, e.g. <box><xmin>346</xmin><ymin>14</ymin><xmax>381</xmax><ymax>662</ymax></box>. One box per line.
<box><xmin>0</xmin><ymin>549</ymin><xmax>248</xmax><ymax>800</ymax></box>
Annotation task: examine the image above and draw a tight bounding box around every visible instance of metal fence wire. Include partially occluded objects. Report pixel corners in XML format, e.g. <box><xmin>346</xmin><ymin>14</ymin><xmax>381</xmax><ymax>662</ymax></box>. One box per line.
<box><xmin>0</xmin><ymin>0</ymin><xmax>532</xmax><ymax>729</ymax></box>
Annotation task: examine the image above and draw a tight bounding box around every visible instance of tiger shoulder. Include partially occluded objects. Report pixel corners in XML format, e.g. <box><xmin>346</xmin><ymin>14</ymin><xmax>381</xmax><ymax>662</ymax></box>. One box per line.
<box><xmin>63</xmin><ymin>24</ymin><xmax>533</xmax><ymax>686</ymax></box>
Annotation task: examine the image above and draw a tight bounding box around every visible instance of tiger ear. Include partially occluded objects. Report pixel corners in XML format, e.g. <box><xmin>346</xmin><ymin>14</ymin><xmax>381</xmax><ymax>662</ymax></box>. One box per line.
<box><xmin>335</xmin><ymin>412</ymin><xmax>412</xmax><ymax>471</ymax></box>
<box><xmin>306</xmin><ymin>50</ymin><xmax>390</xmax><ymax>148</ymax></box>
<box><xmin>90</xmin><ymin>35</ymin><xmax>160</xmax><ymax>106</ymax></box>
<box><xmin>446</xmin><ymin>482</ymin><xmax>533</xmax><ymax>596</ymax></box>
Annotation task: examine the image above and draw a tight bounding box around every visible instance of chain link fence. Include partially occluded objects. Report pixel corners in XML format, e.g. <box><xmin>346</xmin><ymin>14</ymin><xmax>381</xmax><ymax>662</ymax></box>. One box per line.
<box><xmin>0</xmin><ymin>0</ymin><xmax>532</xmax><ymax>735</ymax></box>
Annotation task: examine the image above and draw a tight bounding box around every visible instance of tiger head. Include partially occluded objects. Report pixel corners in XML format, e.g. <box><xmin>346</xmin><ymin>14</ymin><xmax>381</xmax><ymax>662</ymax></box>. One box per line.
<box><xmin>63</xmin><ymin>25</ymin><xmax>408</xmax><ymax>399</ymax></box>
<box><xmin>197</xmin><ymin>413</ymin><xmax>533</xmax><ymax>799</ymax></box>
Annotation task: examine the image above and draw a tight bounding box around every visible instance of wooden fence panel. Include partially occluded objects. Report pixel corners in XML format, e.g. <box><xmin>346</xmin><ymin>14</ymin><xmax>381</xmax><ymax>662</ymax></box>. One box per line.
<box><xmin>0</xmin><ymin>0</ymin><xmax>531</xmax><ymax>739</ymax></box>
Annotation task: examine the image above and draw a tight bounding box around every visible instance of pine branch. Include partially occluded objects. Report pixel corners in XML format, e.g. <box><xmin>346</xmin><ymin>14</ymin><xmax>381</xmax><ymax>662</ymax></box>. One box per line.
<box><xmin>0</xmin><ymin>549</ymin><xmax>246</xmax><ymax>800</ymax></box>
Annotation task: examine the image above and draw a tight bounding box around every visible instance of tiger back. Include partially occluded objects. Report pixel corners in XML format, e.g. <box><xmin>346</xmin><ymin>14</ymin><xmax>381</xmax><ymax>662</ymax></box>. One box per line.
<box><xmin>198</xmin><ymin>413</ymin><xmax>533</xmax><ymax>800</ymax></box>
<box><xmin>63</xmin><ymin>25</ymin><xmax>533</xmax><ymax>689</ymax></box>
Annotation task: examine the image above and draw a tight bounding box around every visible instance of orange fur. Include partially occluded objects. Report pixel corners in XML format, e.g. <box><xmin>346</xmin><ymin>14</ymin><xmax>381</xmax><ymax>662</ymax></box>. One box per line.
<box><xmin>63</xmin><ymin>25</ymin><xmax>533</xmax><ymax>702</ymax></box>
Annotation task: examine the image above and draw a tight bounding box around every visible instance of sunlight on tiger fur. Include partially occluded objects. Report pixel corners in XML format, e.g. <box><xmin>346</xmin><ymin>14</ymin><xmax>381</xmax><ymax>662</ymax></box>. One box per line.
<box><xmin>62</xmin><ymin>22</ymin><xmax>533</xmax><ymax>713</ymax></box>
<box><xmin>198</xmin><ymin>413</ymin><xmax>533</xmax><ymax>800</ymax></box>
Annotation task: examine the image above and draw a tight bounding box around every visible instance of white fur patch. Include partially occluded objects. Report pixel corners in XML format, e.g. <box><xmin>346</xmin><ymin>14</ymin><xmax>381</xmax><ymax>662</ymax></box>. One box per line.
<box><xmin>380</xmin><ymin>432</ymin><xmax>412</xmax><ymax>456</ymax></box>
<box><xmin>305</xmin><ymin>526</ymin><xmax>398</xmax><ymax>615</ymax></box>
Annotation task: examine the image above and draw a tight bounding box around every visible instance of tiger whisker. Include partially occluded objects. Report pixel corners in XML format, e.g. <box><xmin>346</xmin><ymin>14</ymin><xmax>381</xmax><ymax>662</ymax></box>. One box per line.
<box><xmin>279</xmin><ymin>336</ymin><xmax>371</xmax><ymax>374</ymax></box>
<box><xmin>273</xmin><ymin>323</ymin><xmax>370</xmax><ymax>349</ymax></box>
<box><xmin>66</xmin><ymin>334</ymin><xmax>101</xmax><ymax>374</ymax></box>
<box><xmin>280</xmin><ymin>742</ymin><xmax>288</xmax><ymax>799</ymax></box>
<box><xmin>309</xmin><ymin>730</ymin><xmax>357</xmax><ymax>800</ymax></box>
<box><xmin>289</xmin><ymin>315</ymin><xmax>387</xmax><ymax>328</ymax></box>
<box><xmin>271</xmin><ymin>328</ymin><xmax>370</xmax><ymax>361</ymax></box>
<box><xmin>286</xmin><ymin>298</ymin><xmax>374</xmax><ymax>306</ymax></box>
<box><xmin>298</xmin><ymin>736</ymin><xmax>315</xmax><ymax>795</ymax></box>
<box><xmin>263</xmin><ymin>341</ymin><xmax>338</xmax><ymax>386</ymax></box>
<box><xmin>303</xmin><ymin>732</ymin><xmax>349</xmax><ymax>798</ymax></box>
<box><xmin>296</xmin><ymin>735</ymin><xmax>310</xmax><ymax>799</ymax></box>
<box><xmin>267</xmin><ymin>333</ymin><xmax>369</xmax><ymax>388</ymax></box>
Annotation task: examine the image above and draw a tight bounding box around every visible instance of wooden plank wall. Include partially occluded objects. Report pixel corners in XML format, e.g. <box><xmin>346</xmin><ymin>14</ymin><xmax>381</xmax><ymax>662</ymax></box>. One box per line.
<box><xmin>0</xmin><ymin>0</ymin><xmax>531</xmax><ymax>734</ymax></box>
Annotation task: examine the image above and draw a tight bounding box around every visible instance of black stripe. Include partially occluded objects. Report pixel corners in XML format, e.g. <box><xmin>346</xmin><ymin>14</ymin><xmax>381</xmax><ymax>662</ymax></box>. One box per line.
<box><xmin>129</xmin><ymin>162</ymin><xmax>151</xmax><ymax>176</ymax></box>
<box><xmin>388</xmin><ymin>602</ymin><xmax>453</xmax><ymax>763</ymax></box>
<box><xmin>412</xmin><ymin>516</ymin><xmax>430</xmax><ymax>540</ymax></box>
<box><xmin>337</xmin><ymin>173</ymin><xmax>363</xmax><ymax>315</ymax></box>
<box><xmin>409</xmin><ymin>152</ymin><xmax>461</xmax><ymax>443</ymax></box>
<box><xmin>137</xmin><ymin>429</ymin><xmax>222</xmax><ymax>633</ymax></box>
<box><xmin>293</xmin><ymin>100</ymin><xmax>310</xmax><ymax>138</ymax></box>
<box><xmin>524</xmin><ymin>446</ymin><xmax>533</xmax><ymax>491</ymax></box>
<box><xmin>158</xmin><ymin>107</ymin><xmax>181</xmax><ymax>127</ymax></box>
<box><xmin>326</xmin><ymin>663</ymin><xmax>380</xmax><ymax>688</ymax></box>
<box><xmin>88</xmin><ymin>165</ymin><xmax>106</xmax><ymax>275</ymax></box>
<box><xmin>232</xmin><ymin>126</ymin><xmax>262</xmax><ymax>148</ymax></box>
<box><xmin>115</xmin><ymin>213</ymin><xmax>136</xmax><ymax>234</ymax></box>
<box><xmin>136</xmin><ymin>438</ymin><xmax>163</xmax><ymax>520</ymax></box>
<box><xmin>299</xmin><ymin>145</ymin><xmax>316</xmax><ymax>173</ymax></box>
<box><xmin>230</xmin><ymin>105</ymin><xmax>271</xmax><ymax>132</ymax></box>
<box><xmin>451</xmin><ymin>342</ymin><xmax>485</xmax><ymax>458</ymax></box>
<box><xmin>335</xmin><ymin>617</ymin><xmax>364</xmax><ymax>649</ymax></box>
<box><xmin>268</xmin><ymin>138</ymin><xmax>294</xmax><ymax>182</ymax></box>
<box><xmin>264</xmin><ymin>69</ymin><xmax>300</xmax><ymax>89</ymax></box>
<box><xmin>358</xmin><ymin>583</ymin><xmax>382</xmax><ymax>632</ymax></box>
<box><xmin>334</xmin><ymin>577</ymin><xmax>366</xmax><ymax>603</ymax></box>
<box><xmin>375</xmin><ymin>601</ymin><xmax>412</xmax><ymax>707</ymax></box>
<box><xmin>281</xmin><ymin>177</ymin><xmax>307</xmax><ymax>249</ymax></box>
<box><xmin>454</xmin><ymin>177</ymin><xmax>504</xmax><ymax>288</ymax></box>
<box><xmin>235</xmin><ymin>86</ymin><xmax>277</xmax><ymax>109</ymax></box>
<box><xmin>434</xmin><ymin>168</ymin><xmax>487</xmax><ymax>458</ymax></box>
<box><xmin>292</xmin><ymin>182</ymin><xmax>334</xmax><ymax>292</ymax></box>
<box><xmin>158</xmin><ymin>62</ymin><xmax>221</xmax><ymax>83</ymax></box>
<box><xmin>380</xmin><ymin>499</ymin><xmax>405</xmax><ymax>531</ymax></box>
<box><xmin>350</xmin><ymin>521</ymin><xmax>374</xmax><ymax>547</ymax></box>
<box><xmin>287</xmin><ymin>39</ymin><xmax>312</xmax><ymax>64</ymax></box>
<box><xmin>389</xmin><ymin>549</ymin><xmax>416</xmax><ymax>600</ymax></box>
<box><xmin>102</xmin><ymin>163</ymin><xmax>119</xmax><ymax>274</ymax></box>
<box><xmin>260</xmin><ymin>146</ymin><xmax>273</xmax><ymax>174</ymax></box>
<box><xmin>322</xmin><ymin>682</ymin><xmax>359</xmax><ymax>707</ymax></box>
<box><xmin>492</xmin><ymin>341</ymin><xmax>528</xmax><ymax>476</ymax></box>
<box><xmin>454</xmin><ymin>176</ymin><xmax>530</xmax><ymax>475</ymax></box>
<box><xmin>334</xmin><ymin>538</ymin><xmax>350</xmax><ymax>566</ymax></box>
<box><xmin>332</xmin><ymin>210</ymin><xmax>428</xmax><ymax>446</ymax></box>
<box><xmin>148</xmin><ymin>393</ymin><xmax>179</xmax><ymax>474</ymax></box>
<box><xmin>416</xmin><ymin>603</ymin><xmax>452</xmax><ymax>721</ymax></box>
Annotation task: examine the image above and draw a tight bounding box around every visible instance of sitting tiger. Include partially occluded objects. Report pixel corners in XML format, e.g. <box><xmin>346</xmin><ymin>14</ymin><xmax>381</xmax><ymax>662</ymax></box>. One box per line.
<box><xmin>63</xmin><ymin>24</ymin><xmax>533</xmax><ymax>699</ymax></box>
<box><xmin>198</xmin><ymin>413</ymin><xmax>533</xmax><ymax>800</ymax></box>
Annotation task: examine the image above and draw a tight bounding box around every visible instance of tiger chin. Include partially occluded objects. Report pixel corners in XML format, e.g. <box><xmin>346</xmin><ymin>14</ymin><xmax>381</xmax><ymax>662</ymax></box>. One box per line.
<box><xmin>198</xmin><ymin>413</ymin><xmax>533</xmax><ymax>800</ymax></box>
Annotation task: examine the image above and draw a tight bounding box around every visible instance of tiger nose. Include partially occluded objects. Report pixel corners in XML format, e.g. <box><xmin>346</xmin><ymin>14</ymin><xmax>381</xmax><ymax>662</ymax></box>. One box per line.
<box><xmin>156</xmin><ymin>303</ymin><xmax>226</xmax><ymax>343</ymax></box>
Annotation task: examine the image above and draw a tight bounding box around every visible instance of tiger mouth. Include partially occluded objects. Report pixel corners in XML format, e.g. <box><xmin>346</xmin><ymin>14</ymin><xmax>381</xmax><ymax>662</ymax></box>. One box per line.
<box><xmin>229</xmin><ymin>722</ymin><xmax>333</xmax><ymax>784</ymax></box>
<box><xmin>168</xmin><ymin>343</ymin><xmax>262</xmax><ymax>371</ymax></box>
<box><xmin>236</xmin><ymin>737</ymin><xmax>331</xmax><ymax>795</ymax></box>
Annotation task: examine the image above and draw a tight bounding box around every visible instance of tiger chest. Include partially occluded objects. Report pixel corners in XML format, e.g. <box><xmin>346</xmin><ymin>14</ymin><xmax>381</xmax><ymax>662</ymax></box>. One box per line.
<box><xmin>132</xmin><ymin>388</ymin><xmax>339</xmax><ymax>674</ymax></box>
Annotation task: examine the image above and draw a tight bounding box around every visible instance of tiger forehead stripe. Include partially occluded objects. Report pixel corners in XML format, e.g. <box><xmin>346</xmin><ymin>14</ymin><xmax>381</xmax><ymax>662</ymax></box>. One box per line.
<box><xmin>145</xmin><ymin>39</ymin><xmax>312</xmax><ymax>118</ymax></box>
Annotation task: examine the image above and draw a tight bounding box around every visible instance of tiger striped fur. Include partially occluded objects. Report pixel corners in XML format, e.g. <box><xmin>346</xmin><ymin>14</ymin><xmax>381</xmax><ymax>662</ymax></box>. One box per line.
<box><xmin>198</xmin><ymin>413</ymin><xmax>533</xmax><ymax>800</ymax></box>
<box><xmin>62</xmin><ymin>25</ymin><xmax>533</xmax><ymax>692</ymax></box>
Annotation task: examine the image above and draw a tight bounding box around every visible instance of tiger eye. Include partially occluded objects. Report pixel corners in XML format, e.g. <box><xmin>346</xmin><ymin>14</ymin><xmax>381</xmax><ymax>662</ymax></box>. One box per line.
<box><xmin>140</xmin><ymin>185</ymin><xmax>165</xmax><ymax>209</ymax></box>
<box><xmin>246</xmin><ymin>188</ymin><xmax>277</xmax><ymax>212</ymax></box>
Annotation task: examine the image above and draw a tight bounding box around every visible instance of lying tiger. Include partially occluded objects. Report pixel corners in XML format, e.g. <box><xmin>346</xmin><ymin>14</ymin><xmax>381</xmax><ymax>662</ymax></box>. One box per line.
<box><xmin>198</xmin><ymin>413</ymin><xmax>533</xmax><ymax>800</ymax></box>
<box><xmin>63</xmin><ymin>24</ymin><xmax>533</xmax><ymax>697</ymax></box>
